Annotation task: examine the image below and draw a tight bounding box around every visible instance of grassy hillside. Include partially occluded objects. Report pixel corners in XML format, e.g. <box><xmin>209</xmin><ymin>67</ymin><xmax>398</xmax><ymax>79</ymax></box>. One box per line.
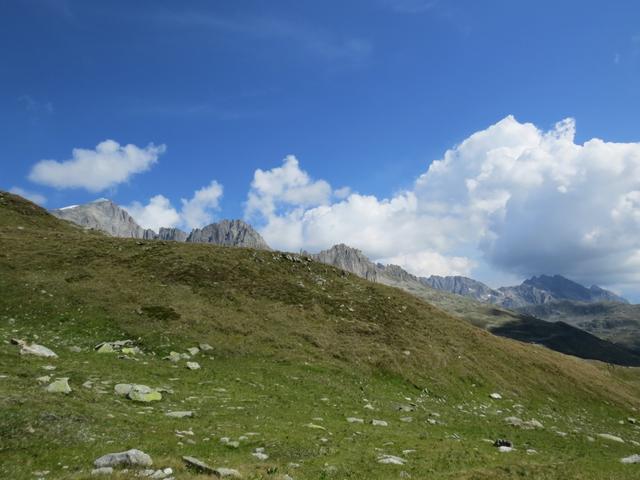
<box><xmin>2</xmin><ymin>191</ymin><xmax>640</xmax><ymax>480</ymax></box>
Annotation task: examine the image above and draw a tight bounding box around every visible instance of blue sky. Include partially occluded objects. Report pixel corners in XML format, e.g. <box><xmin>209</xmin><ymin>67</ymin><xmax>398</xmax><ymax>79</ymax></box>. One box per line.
<box><xmin>2</xmin><ymin>0</ymin><xmax>640</xmax><ymax>298</ymax></box>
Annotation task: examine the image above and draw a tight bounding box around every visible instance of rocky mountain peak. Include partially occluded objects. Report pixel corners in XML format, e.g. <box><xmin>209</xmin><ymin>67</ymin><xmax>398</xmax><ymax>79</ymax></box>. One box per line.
<box><xmin>50</xmin><ymin>200</ymin><xmax>270</xmax><ymax>250</ymax></box>
<box><xmin>51</xmin><ymin>199</ymin><xmax>155</xmax><ymax>239</ymax></box>
<box><xmin>187</xmin><ymin>219</ymin><xmax>270</xmax><ymax>250</ymax></box>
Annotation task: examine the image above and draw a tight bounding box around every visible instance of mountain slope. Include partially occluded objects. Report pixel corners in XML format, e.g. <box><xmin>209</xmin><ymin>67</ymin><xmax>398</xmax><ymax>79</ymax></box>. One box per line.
<box><xmin>51</xmin><ymin>199</ymin><xmax>156</xmax><ymax>239</ymax></box>
<box><xmin>312</xmin><ymin>245</ymin><xmax>640</xmax><ymax>366</ymax></box>
<box><xmin>2</xmin><ymin>192</ymin><xmax>640</xmax><ymax>480</ymax></box>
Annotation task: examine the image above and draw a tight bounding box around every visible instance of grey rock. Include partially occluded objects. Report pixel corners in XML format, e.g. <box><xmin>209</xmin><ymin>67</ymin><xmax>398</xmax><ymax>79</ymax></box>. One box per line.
<box><xmin>621</xmin><ymin>454</ymin><xmax>640</xmax><ymax>464</ymax></box>
<box><xmin>187</xmin><ymin>219</ymin><xmax>270</xmax><ymax>250</ymax></box>
<box><xmin>165</xmin><ymin>411</ymin><xmax>194</xmax><ymax>418</ymax></box>
<box><xmin>94</xmin><ymin>449</ymin><xmax>153</xmax><ymax>468</ymax></box>
<box><xmin>91</xmin><ymin>467</ymin><xmax>114</xmax><ymax>475</ymax></box>
<box><xmin>183</xmin><ymin>456</ymin><xmax>241</xmax><ymax>477</ymax></box>
<box><xmin>12</xmin><ymin>339</ymin><xmax>57</xmax><ymax>358</ymax></box>
<box><xmin>45</xmin><ymin>377</ymin><xmax>71</xmax><ymax>394</ymax></box>
<box><xmin>158</xmin><ymin>227</ymin><xmax>188</xmax><ymax>242</ymax></box>
<box><xmin>597</xmin><ymin>433</ymin><xmax>624</xmax><ymax>443</ymax></box>
<box><xmin>52</xmin><ymin>200</ymin><xmax>151</xmax><ymax>239</ymax></box>
<box><xmin>377</xmin><ymin>454</ymin><xmax>406</xmax><ymax>465</ymax></box>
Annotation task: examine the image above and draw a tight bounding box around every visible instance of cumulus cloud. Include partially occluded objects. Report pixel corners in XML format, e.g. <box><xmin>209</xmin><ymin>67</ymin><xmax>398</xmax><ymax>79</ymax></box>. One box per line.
<box><xmin>245</xmin><ymin>155</ymin><xmax>332</xmax><ymax>219</ymax></box>
<box><xmin>416</xmin><ymin>115</ymin><xmax>640</xmax><ymax>287</ymax></box>
<box><xmin>246</xmin><ymin>157</ymin><xmax>473</xmax><ymax>277</ymax></box>
<box><xmin>9</xmin><ymin>186</ymin><xmax>46</xmax><ymax>205</ymax></box>
<box><xmin>28</xmin><ymin>140</ymin><xmax>166</xmax><ymax>192</ymax></box>
<box><xmin>180</xmin><ymin>180</ymin><xmax>224</xmax><ymax>230</ymax></box>
<box><xmin>246</xmin><ymin>117</ymin><xmax>640</xmax><ymax>288</ymax></box>
<box><xmin>124</xmin><ymin>195</ymin><xmax>180</xmax><ymax>232</ymax></box>
<box><xmin>124</xmin><ymin>181</ymin><xmax>224</xmax><ymax>232</ymax></box>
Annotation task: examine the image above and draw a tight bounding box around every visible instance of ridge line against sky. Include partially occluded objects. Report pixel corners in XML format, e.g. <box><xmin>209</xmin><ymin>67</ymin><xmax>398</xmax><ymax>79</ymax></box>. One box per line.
<box><xmin>8</xmin><ymin>114</ymin><xmax>640</xmax><ymax>302</ymax></box>
<box><xmin>2</xmin><ymin>0</ymin><xmax>640</xmax><ymax>300</ymax></box>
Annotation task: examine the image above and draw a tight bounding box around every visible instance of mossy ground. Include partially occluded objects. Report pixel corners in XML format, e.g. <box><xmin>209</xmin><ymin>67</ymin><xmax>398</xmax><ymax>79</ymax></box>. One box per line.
<box><xmin>1</xmin><ymin>192</ymin><xmax>640</xmax><ymax>479</ymax></box>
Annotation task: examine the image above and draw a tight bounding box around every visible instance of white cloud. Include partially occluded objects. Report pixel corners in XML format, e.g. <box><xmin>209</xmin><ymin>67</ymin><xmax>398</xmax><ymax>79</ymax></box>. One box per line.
<box><xmin>28</xmin><ymin>140</ymin><xmax>165</xmax><ymax>192</ymax></box>
<box><xmin>246</xmin><ymin>116</ymin><xmax>640</xmax><ymax>288</ymax></box>
<box><xmin>245</xmin><ymin>155</ymin><xmax>332</xmax><ymax>219</ymax></box>
<box><xmin>180</xmin><ymin>180</ymin><xmax>224</xmax><ymax>230</ymax></box>
<box><xmin>378</xmin><ymin>251</ymin><xmax>476</xmax><ymax>277</ymax></box>
<box><xmin>124</xmin><ymin>181</ymin><xmax>224</xmax><ymax>232</ymax></box>
<box><xmin>246</xmin><ymin>157</ymin><xmax>474</xmax><ymax>277</ymax></box>
<box><xmin>123</xmin><ymin>195</ymin><xmax>180</xmax><ymax>232</ymax></box>
<box><xmin>9</xmin><ymin>186</ymin><xmax>46</xmax><ymax>205</ymax></box>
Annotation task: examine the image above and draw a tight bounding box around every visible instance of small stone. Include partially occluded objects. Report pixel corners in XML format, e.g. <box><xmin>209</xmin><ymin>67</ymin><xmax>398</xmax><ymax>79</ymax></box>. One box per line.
<box><xmin>45</xmin><ymin>377</ymin><xmax>71</xmax><ymax>394</ymax></box>
<box><xmin>304</xmin><ymin>423</ymin><xmax>326</xmax><ymax>430</ymax></box>
<box><xmin>13</xmin><ymin>339</ymin><xmax>57</xmax><ymax>358</ymax></box>
<box><xmin>621</xmin><ymin>454</ymin><xmax>640</xmax><ymax>464</ymax></box>
<box><xmin>187</xmin><ymin>347</ymin><xmax>200</xmax><ymax>356</ymax></box>
<box><xmin>164</xmin><ymin>352</ymin><xmax>181</xmax><ymax>362</ymax></box>
<box><xmin>165</xmin><ymin>411</ymin><xmax>193</xmax><ymax>418</ymax></box>
<box><xmin>199</xmin><ymin>343</ymin><xmax>213</xmax><ymax>351</ymax></box>
<box><xmin>36</xmin><ymin>375</ymin><xmax>51</xmax><ymax>384</ymax></box>
<box><xmin>91</xmin><ymin>467</ymin><xmax>113</xmax><ymax>475</ymax></box>
<box><xmin>597</xmin><ymin>433</ymin><xmax>625</xmax><ymax>443</ymax></box>
<box><xmin>498</xmin><ymin>446</ymin><xmax>513</xmax><ymax>452</ymax></box>
<box><xmin>114</xmin><ymin>383</ymin><xmax>134</xmax><ymax>396</ymax></box>
<box><xmin>215</xmin><ymin>467</ymin><xmax>242</xmax><ymax>478</ymax></box>
<box><xmin>346</xmin><ymin>417</ymin><xmax>364</xmax><ymax>424</ymax></box>
<box><xmin>377</xmin><ymin>454</ymin><xmax>406</xmax><ymax>465</ymax></box>
<box><xmin>252</xmin><ymin>450</ymin><xmax>268</xmax><ymax>460</ymax></box>
<box><xmin>399</xmin><ymin>417</ymin><xmax>413</xmax><ymax>423</ymax></box>
<box><xmin>489</xmin><ymin>393</ymin><xmax>502</xmax><ymax>400</ymax></box>
<box><xmin>371</xmin><ymin>419</ymin><xmax>388</xmax><ymax>427</ymax></box>
<box><xmin>94</xmin><ymin>449</ymin><xmax>153</xmax><ymax>468</ymax></box>
<box><xmin>186</xmin><ymin>362</ymin><xmax>200</xmax><ymax>370</ymax></box>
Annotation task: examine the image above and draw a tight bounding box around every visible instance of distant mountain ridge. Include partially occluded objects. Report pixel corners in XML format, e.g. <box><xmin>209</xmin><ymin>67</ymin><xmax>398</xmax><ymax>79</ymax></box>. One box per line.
<box><xmin>51</xmin><ymin>199</ymin><xmax>270</xmax><ymax>250</ymax></box>
<box><xmin>310</xmin><ymin>244</ymin><xmax>640</xmax><ymax>365</ymax></box>
<box><xmin>421</xmin><ymin>273</ymin><xmax>628</xmax><ymax>308</ymax></box>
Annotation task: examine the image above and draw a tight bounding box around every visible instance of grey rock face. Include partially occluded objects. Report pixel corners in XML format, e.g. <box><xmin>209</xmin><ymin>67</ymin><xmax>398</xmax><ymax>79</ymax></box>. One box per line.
<box><xmin>187</xmin><ymin>219</ymin><xmax>270</xmax><ymax>250</ymax></box>
<box><xmin>52</xmin><ymin>200</ymin><xmax>150</xmax><ymax>239</ymax></box>
<box><xmin>50</xmin><ymin>200</ymin><xmax>270</xmax><ymax>249</ymax></box>
<box><xmin>94</xmin><ymin>449</ymin><xmax>153</xmax><ymax>468</ymax></box>
<box><xmin>422</xmin><ymin>275</ymin><xmax>503</xmax><ymax>303</ymax></box>
<box><xmin>158</xmin><ymin>227</ymin><xmax>188</xmax><ymax>242</ymax></box>
<box><xmin>312</xmin><ymin>244</ymin><xmax>380</xmax><ymax>281</ymax></box>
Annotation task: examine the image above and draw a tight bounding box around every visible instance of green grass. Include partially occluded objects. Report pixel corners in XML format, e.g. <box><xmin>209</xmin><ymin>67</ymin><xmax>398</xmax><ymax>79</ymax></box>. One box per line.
<box><xmin>1</xmin><ymin>191</ymin><xmax>640</xmax><ymax>479</ymax></box>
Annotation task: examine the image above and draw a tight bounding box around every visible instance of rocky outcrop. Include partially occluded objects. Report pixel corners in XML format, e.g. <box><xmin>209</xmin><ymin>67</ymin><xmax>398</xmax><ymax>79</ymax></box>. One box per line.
<box><xmin>187</xmin><ymin>219</ymin><xmax>270</xmax><ymax>250</ymax></box>
<box><xmin>51</xmin><ymin>200</ymin><xmax>153</xmax><ymax>239</ymax></box>
<box><xmin>422</xmin><ymin>275</ymin><xmax>503</xmax><ymax>303</ymax></box>
<box><xmin>51</xmin><ymin>200</ymin><xmax>270</xmax><ymax>250</ymax></box>
<box><xmin>158</xmin><ymin>227</ymin><xmax>188</xmax><ymax>242</ymax></box>
<box><xmin>312</xmin><ymin>244</ymin><xmax>380</xmax><ymax>281</ymax></box>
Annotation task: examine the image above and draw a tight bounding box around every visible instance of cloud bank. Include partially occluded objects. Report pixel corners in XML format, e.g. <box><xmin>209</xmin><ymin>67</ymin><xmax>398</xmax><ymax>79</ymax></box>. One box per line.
<box><xmin>29</xmin><ymin>140</ymin><xmax>165</xmax><ymax>192</ymax></box>
<box><xmin>246</xmin><ymin>116</ymin><xmax>640</xmax><ymax>287</ymax></box>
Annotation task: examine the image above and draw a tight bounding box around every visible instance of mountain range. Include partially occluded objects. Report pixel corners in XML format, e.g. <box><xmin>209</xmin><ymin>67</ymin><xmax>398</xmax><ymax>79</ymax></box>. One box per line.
<box><xmin>51</xmin><ymin>199</ymin><xmax>270</xmax><ymax>250</ymax></box>
<box><xmin>4</xmin><ymin>190</ymin><xmax>640</xmax><ymax>479</ymax></box>
<box><xmin>49</xmin><ymin>198</ymin><xmax>640</xmax><ymax>362</ymax></box>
